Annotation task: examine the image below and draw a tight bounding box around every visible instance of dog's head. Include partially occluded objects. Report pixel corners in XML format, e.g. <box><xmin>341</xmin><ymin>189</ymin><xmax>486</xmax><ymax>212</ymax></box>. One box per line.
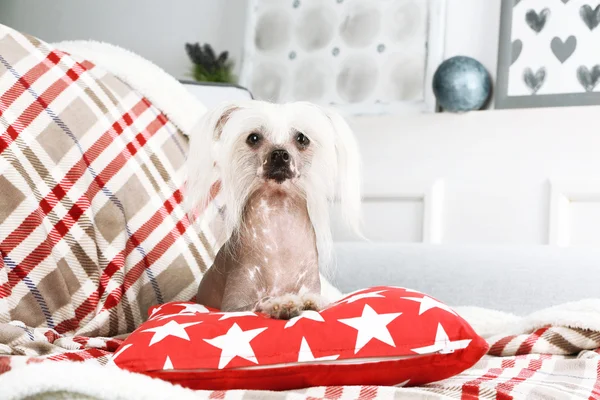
<box><xmin>185</xmin><ymin>100</ymin><xmax>362</xmax><ymax>268</ymax></box>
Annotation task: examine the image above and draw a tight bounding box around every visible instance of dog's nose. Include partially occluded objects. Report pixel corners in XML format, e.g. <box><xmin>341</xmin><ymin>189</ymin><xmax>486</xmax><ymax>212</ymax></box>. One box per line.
<box><xmin>270</xmin><ymin>149</ymin><xmax>290</xmax><ymax>166</ymax></box>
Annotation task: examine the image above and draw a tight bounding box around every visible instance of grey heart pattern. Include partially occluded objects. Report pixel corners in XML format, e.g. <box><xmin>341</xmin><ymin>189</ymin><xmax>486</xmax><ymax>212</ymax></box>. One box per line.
<box><xmin>514</xmin><ymin>0</ymin><xmax>521</xmax><ymax>6</ymax></box>
<box><xmin>562</xmin><ymin>0</ymin><xmax>570</xmax><ymax>3</ymax></box>
<box><xmin>577</xmin><ymin>65</ymin><xmax>600</xmax><ymax>92</ymax></box>
<box><xmin>523</xmin><ymin>67</ymin><xmax>546</xmax><ymax>94</ymax></box>
<box><xmin>511</xmin><ymin>40</ymin><xmax>523</xmax><ymax>65</ymax></box>
<box><xmin>550</xmin><ymin>36</ymin><xmax>577</xmax><ymax>63</ymax></box>
<box><xmin>526</xmin><ymin>9</ymin><xmax>550</xmax><ymax>33</ymax></box>
<box><xmin>580</xmin><ymin>5</ymin><xmax>600</xmax><ymax>30</ymax></box>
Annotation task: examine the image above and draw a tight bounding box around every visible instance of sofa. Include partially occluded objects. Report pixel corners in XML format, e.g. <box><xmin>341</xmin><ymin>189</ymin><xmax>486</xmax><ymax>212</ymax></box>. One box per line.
<box><xmin>1</xmin><ymin>23</ymin><xmax>600</xmax><ymax>399</ymax></box>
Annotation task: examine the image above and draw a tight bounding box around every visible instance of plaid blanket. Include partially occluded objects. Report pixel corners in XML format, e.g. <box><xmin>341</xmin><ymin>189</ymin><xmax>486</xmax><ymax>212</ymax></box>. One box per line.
<box><xmin>1</xmin><ymin>23</ymin><xmax>600</xmax><ymax>400</ymax></box>
<box><xmin>0</xmin><ymin>23</ymin><xmax>223</xmax><ymax>362</ymax></box>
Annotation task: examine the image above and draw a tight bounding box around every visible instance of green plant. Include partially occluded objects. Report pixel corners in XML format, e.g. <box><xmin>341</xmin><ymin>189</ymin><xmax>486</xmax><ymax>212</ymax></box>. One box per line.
<box><xmin>185</xmin><ymin>42</ymin><xmax>236</xmax><ymax>84</ymax></box>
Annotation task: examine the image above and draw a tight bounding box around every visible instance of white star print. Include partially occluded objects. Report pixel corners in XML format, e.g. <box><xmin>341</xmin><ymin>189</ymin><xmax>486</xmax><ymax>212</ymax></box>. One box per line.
<box><xmin>284</xmin><ymin>311</ymin><xmax>324</xmax><ymax>328</ymax></box>
<box><xmin>152</xmin><ymin>305</ymin><xmax>211</xmax><ymax>321</ymax></box>
<box><xmin>149</xmin><ymin>304</ymin><xmax>166</xmax><ymax>318</ymax></box>
<box><xmin>401</xmin><ymin>296</ymin><xmax>457</xmax><ymax>316</ymax></box>
<box><xmin>298</xmin><ymin>337</ymin><xmax>339</xmax><ymax>362</ymax></box>
<box><xmin>163</xmin><ymin>355</ymin><xmax>174</xmax><ymax>370</ymax></box>
<box><xmin>388</xmin><ymin>286</ymin><xmax>422</xmax><ymax>294</ymax></box>
<box><xmin>107</xmin><ymin>343</ymin><xmax>132</xmax><ymax>366</ymax></box>
<box><xmin>142</xmin><ymin>320</ymin><xmax>202</xmax><ymax>346</ymax></box>
<box><xmin>154</xmin><ymin>313</ymin><xmax>187</xmax><ymax>321</ymax></box>
<box><xmin>338</xmin><ymin>304</ymin><xmax>402</xmax><ymax>354</ymax></box>
<box><xmin>149</xmin><ymin>304</ymin><xmax>209</xmax><ymax>321</ymax></box>
<box><xmin>341</xmin><ymin>290</ymin><xmax>387</xmax><ymax>304</ymax></box>
<box><xmin>411</xmin><ymin>323</ymin><xmax>472</xmax><ymax>355</ymax></box>
<box><xmin>215</xmin><ymin>311</ymin><xmax>258</xmax><ymax>320</ymax></box>
<box><xmin>204</xmin><ymin>323</ymin><xmax>267</xmax><ymax>369</ymax></box>
<box><xmin>175</xmin><ymin>303</ymin><xmax>210</xmax><ymax>314</ymax></box>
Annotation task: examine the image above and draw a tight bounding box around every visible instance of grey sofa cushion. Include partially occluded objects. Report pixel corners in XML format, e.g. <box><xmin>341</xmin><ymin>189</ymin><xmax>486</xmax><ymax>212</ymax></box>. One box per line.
<box><xmin>331</xmin><ymin>243</ymin><xmax>600</xmax><ymax>315</ymax></box>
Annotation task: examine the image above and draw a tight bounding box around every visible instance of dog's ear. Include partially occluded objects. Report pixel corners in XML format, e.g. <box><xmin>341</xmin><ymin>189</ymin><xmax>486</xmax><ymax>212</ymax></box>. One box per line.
<box><xmin>184</xmin><ymin>102</ymin><xmax>240</xmax><ymax>219</ymax></box>
<box><xmin>324</xmin><ymin>108</ymin><xmax>362</xmax><ymax>236</ymax></box>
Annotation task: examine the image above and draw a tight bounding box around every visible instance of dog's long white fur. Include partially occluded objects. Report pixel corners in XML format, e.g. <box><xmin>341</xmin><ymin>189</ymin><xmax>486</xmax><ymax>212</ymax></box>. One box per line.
<box><xmin>185</xmin><ymin>100</ymin><xmax>362</xmax><ymax>276</ymax></box>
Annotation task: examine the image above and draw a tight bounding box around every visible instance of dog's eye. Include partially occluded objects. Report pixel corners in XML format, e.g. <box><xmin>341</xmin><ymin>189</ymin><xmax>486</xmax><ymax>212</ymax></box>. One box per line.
<box><xmin>296</xmin><ymin>132</ymin><xmax>310</xmax><ymax>147</ymax></box>
<box><xmin>246</xmin><ymin>133</ymin><xmax>261</xmax><ymax>147</ymax></box>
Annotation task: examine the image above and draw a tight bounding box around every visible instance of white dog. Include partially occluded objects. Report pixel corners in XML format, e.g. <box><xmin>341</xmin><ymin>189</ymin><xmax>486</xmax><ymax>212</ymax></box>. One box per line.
<box><xmin>185</xmin><ymin>100</ymin><xmax>361</xmax><ymax>319</ymax></box>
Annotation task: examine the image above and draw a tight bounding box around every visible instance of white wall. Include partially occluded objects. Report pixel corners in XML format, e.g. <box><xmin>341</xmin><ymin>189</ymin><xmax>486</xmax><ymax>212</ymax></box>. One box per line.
<box><xmin>0</xmin><ymin>0</ymin><xmax>248</xmax><ymax>80</ymax></box>
<box><xmin>444</xmin><ymin>0</ymin><xmax>503</xmax><ymax>86</ymax></box>
<box><xmin>0</xmin><ymin>0</ymin><xmax>503</xmax><ymax>89</ymax></box>
<box><xmin>332</xmin><ymin>105</ymin><xmax>600</xmax><ymax>248</ymax></box>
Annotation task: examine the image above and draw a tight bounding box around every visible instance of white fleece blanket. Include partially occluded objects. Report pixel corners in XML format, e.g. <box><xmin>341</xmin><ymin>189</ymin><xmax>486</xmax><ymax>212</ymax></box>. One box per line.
<box><xmin>1</xmin><ymin>300</ymin><xmax>599</xmax><ymax>400</ymax></box>
<box><xmin>456</xmin><ymin>298</ymin><xmax>600</xmax><ymax>339</ymax></box>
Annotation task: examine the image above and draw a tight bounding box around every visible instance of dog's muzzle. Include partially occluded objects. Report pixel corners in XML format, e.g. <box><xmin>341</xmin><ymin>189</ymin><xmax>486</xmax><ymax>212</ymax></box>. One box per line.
<box><xmin>265</xmin><ymin>149</ymin><xmax>294</xmax><ymax>183</ymax></box>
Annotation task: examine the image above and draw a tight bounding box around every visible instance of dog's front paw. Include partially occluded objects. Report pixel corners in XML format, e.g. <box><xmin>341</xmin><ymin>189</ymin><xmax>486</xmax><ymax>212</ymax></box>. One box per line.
<box><xmin>255</xmin><ymin>293</ymin><xmax>329</xmax><ymax>320</ymax></box>
<box><xmin>256</xmin><ymin>294</ymin><xmax>303</xmax><ymax>319</ymax></box>
<box><xmin>299</xmin><ymin>293</ymin><xmax>328</xmax><ymax>312</ymax></box>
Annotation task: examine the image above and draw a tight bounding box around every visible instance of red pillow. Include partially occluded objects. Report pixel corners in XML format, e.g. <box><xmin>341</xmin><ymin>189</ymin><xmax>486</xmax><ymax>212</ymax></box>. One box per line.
<box><xmin>111</xmin><ymin>287</ymin><xmax>488</xmax><ymax>391</ymax></box>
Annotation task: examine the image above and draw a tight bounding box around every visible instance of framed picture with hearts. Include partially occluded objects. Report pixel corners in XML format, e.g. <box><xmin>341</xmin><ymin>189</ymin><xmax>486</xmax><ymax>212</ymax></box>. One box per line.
<box><xmin>495</xmin><ymin>0</ymin><xmax>600</xmax><ymax>109</ymax></box>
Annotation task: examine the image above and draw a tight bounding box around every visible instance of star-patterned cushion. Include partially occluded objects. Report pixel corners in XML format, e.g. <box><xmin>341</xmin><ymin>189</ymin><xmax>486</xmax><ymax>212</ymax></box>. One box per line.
<box><xmin>110</xmin><ymin>287</ymin><xmax>488</xmax><ymax>391</ymax></box>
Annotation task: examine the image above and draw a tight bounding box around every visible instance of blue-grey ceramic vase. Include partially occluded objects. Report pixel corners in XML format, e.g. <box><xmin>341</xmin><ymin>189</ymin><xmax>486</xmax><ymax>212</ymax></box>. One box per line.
<box><xmin>432</xmin><ymin>56</ymin><xmax>492</xmax><ymax>113</ymax></box>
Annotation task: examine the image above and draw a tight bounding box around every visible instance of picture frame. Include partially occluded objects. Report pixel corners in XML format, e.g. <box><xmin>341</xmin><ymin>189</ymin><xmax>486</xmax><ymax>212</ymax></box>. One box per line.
<box><xmin>239</xmin><ymin>0</ymin><xmax>447</xmax><ymax>115</ymax></box>
<box><xmin>496</xmin><ymin>0</ymin><xmax>600</xmax><ymax>109</ymax></box>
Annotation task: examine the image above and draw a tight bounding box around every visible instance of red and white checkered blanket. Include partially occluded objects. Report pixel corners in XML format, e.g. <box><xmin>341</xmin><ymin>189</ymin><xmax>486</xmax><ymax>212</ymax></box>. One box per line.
<box><xmin>1</xmin><ymin>23</ymin><xmax>599</xmax><ymax>399</ymax></box>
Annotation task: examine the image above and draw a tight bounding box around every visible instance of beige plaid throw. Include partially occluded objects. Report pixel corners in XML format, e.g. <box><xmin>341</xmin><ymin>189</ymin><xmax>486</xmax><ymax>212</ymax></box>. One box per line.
<box><xmin>0</xmin><ymin>23</ymin><xmax>222</xmax><ymax>362</ymax></box>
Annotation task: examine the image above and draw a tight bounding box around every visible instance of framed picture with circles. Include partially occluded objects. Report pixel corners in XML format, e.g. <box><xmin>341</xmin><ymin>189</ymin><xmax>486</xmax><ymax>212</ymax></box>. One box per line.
<box><xmin>239</xmin><ymin>0</ymin><xmax>447</xmax><ymax>115</ymax></box>
<box><xmin>496</xmin><ymin>0</ymin><xmax>600</xmax><ymax>109</ymax></box>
